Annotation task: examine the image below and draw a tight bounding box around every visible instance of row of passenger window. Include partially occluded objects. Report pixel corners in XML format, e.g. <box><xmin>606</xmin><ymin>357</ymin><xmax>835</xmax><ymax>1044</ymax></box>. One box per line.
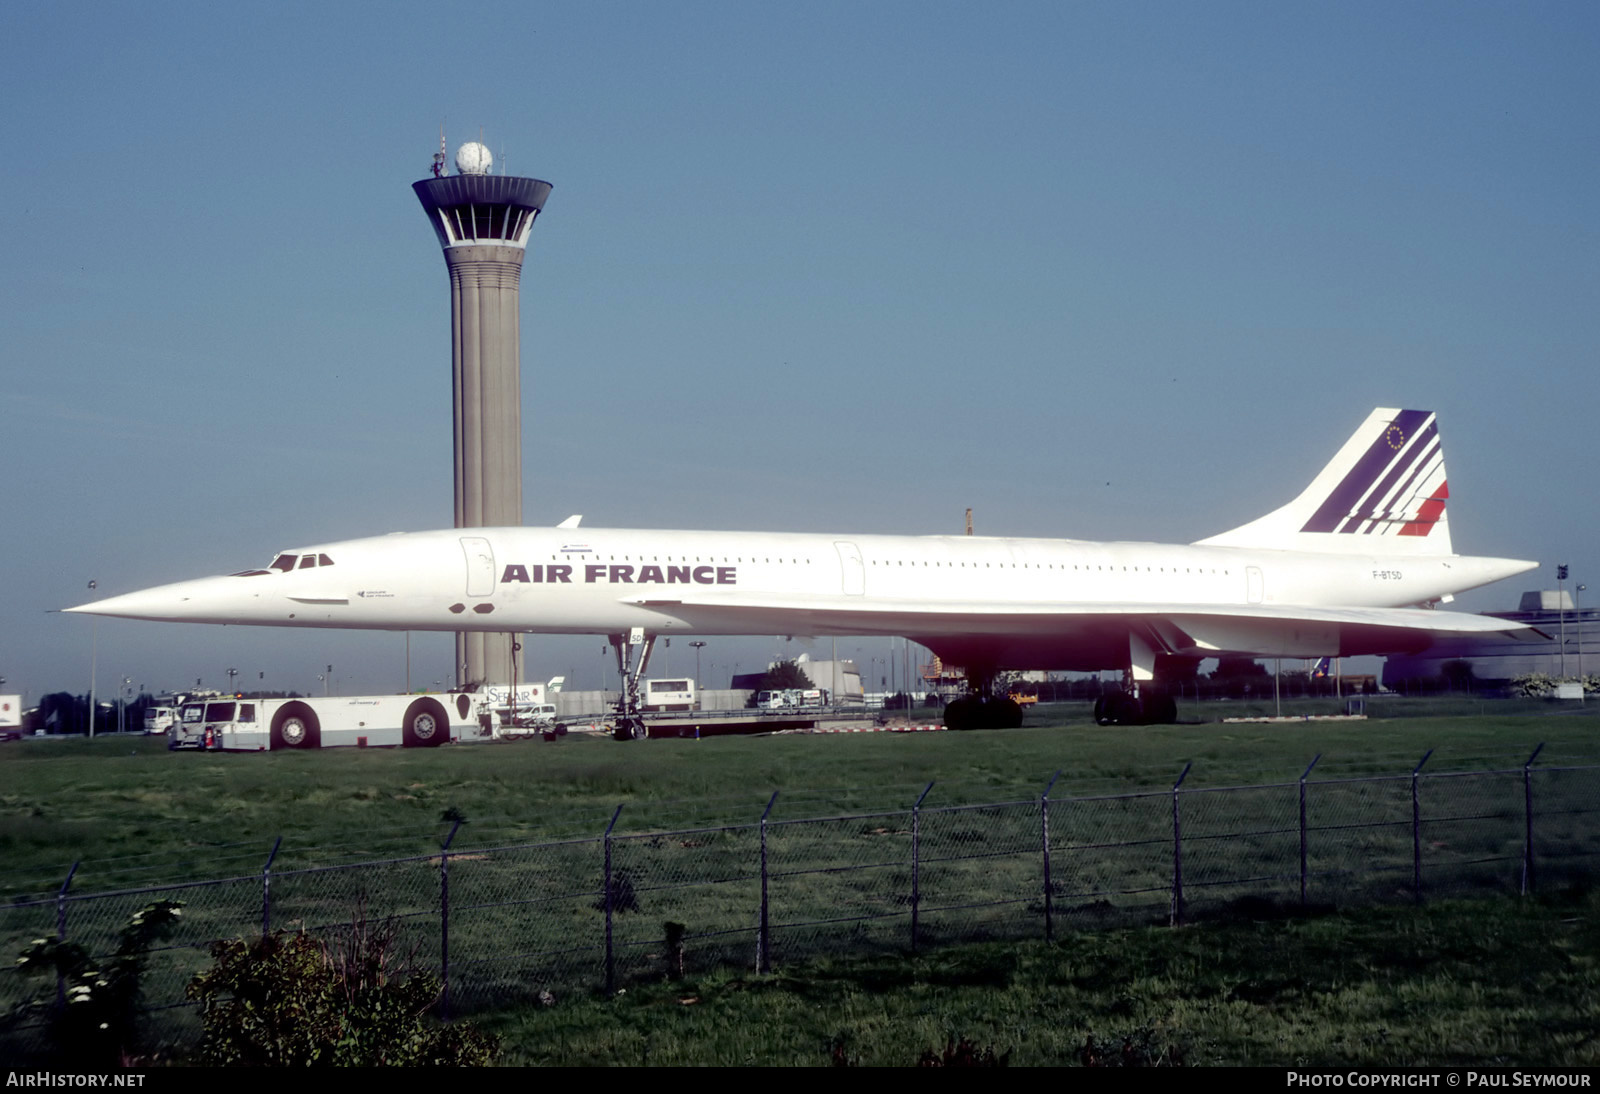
<box><xmin>544</xmin><ymin>552</ymin><xmax>1225</xmax><ymax>576</ymax></box>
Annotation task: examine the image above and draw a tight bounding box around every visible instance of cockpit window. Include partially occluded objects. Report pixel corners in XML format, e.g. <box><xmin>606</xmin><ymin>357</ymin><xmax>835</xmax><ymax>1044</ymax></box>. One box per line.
<box><xmin>258</xmin><ymin>552</ymin><xmax>334</xmax><ymax>573</ymax></box>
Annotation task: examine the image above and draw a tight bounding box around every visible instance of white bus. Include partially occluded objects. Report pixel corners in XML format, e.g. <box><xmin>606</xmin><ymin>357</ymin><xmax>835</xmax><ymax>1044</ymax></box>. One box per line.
<box><xmin>640</xmin><ymin>678</ymin><xmax>697</xmax><ymax>712</ymax></box>
<box><xmin>169</xmin><ymin>694</ymin><xmax>460</xmax><ymax>751</ymax></box>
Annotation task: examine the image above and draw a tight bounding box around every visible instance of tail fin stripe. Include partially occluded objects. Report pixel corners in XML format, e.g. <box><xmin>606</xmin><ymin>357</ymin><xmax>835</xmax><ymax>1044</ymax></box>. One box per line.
<box><xmin>1303</xmin><ymin>409</ymin><xmax>1434</xmax><ymax>533</ymax></box>
<box><xmin>1398</xmin><ymin>482</ymin><xmax>1449</xmax><ymax>537</ymax></box>
<box><xmin>1337</xmin><ymin>427</ymin><xmax>1442</xmax><ymax>534</ymax></box>
<box><xmin>1366</xmin><ymin>427</ymin><xmax>1441</xmax><ymax>521</ymax></box>
<box><xmin>1379</xmin><ymin>435</ymin><xmax>1445</xmax><ymax>534</ymax></box>
<box><xmin>1196</xmin><ymin>407</ymin><xmax>1456</xmax><ymax>557</ymax></box>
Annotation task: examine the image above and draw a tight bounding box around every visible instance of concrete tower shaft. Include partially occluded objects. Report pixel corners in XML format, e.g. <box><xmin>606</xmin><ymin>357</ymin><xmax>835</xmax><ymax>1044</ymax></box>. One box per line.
<box><xmin>446</xmin><ymin>245</ymin><xmax>524</xmax><ymax>529</ymax></box>
<box><xmin>413</xmin><ymin>171</ymin><xmax>552</xmax><ymax>689</ymax></box>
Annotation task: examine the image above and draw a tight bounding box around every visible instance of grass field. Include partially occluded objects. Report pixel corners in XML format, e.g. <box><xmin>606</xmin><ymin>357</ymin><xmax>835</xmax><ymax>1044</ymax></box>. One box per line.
<box><xmin>481</xmin><ymin>890</ymin><xmax>1600</xmax><ymax>1066</ymax></box>
<box><xmin>2</xmin><ymin>698</ymin><xmax>1598</xmax><ymax>1065</ymax></box>
<box><xmin>5</xmin><ymin>698</ymin><xmax>1597</xmax><ymax>896</ymax></box>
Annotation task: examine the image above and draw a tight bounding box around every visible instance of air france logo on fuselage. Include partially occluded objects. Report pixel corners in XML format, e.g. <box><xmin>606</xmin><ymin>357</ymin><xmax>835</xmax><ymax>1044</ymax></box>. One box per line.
<box><xmin>500</xmin><ymin>563</ymin><xmax>737</xmax><ymax>585</ymax></box>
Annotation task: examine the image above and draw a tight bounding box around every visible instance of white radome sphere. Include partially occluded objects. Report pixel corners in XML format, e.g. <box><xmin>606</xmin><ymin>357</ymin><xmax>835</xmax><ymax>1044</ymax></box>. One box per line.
<box><xmin>455</xmin><ymin>141</ymin><xmax>493</xmax><ymax>176</ymax></box>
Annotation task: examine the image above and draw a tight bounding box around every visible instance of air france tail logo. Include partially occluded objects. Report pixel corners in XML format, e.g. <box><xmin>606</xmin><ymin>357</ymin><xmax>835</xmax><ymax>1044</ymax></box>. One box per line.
<box><xmin>1301</xmin><ymin>410</ymin><xmax>1447</xmax><ymax>537</ymax></box>
<box><xmin>499</xmin><ymin>564</ymin><xmax>737</xmax><ymax>585</ymax></box>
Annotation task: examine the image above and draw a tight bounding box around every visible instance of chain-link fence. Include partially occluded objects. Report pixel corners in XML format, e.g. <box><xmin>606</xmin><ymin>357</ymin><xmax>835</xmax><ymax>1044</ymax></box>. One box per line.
<box><xmin>4</xmin><ymin>752</ymin><xmax>1597</xmax><ymax>1057</ymax></box>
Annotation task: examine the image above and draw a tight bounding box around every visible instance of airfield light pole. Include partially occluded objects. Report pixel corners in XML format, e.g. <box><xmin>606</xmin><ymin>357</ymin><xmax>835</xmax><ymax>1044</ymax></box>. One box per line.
<box><xmin>689</xmin><ymin>642</ymin><xmax>707</xmax><ymax>691</ymax></box>
<box><xmin>1558</xmin><ymin>564</ymin><xmax>1569</xmax><ymax>678</ymax></box>
<box><xmin>414</xmin><ymin>134</ymin><xmax>551</xmax><ymax>691</ymax></box>
<box><xmin>87</xmin><ymin>581</ymin><xmax>97</xmax><ymax>739</ymax></box>
<box><xmin>1579</xmin><ymin>584</ymin><xmax>1587</xmax><ymax>689</ymax></box>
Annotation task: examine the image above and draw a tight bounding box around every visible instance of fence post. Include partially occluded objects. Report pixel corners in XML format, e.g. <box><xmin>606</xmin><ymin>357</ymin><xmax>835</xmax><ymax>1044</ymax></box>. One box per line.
<box><xmin>1170</xmin><ymin>763</ymin><xmax>1192</xmax><ymax>927</ymax></box>
<box><xmin>1522</xmin><ymin>743</ymin><xmax>1545</xmax><ymax>895</ymax></box>
<box><xmin>55</xmin><ymin>861</ymin><xmax>78</xmax><ymax>1012</ymax></box>
<box><xmin>261</xmin><ymin>836</ymin><xmax>282</xmax><ymax>936</ymax></box>
<box><xmin>439</xmin><ymin>818</ymin><xmax>461</xmax><ymax>1019</ymax></box>
<box><xmin>603</xmin><ymin>804</ymin><xmax>624</xmax><ymax>995</ymax></box>
<box><xmin>757</xmin><ymin>791</ymin><xmax>778</xmax><ymax>974</ymax></box>
<box><xmin>910</xmin><ymin>781</ymin><xmax>934</xmax><ymax>953</ymax></box>
<box><xmin>1041</xmin><ymin>770</ymin><xmax>1062</xmax><ymax>942</ymax></box>
<box><xmin>1299</xmin><ymin>755</ymin><xmax>1321</xmax><ymax>907</ymax></box>
<box><xmin>1411</xmin><ymin>748</ymin><xmax>1434</xmax><ymax>904</ymax></box>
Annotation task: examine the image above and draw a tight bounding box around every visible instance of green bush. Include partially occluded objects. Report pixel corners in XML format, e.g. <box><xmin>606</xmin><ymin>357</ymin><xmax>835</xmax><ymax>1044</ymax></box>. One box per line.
<box><xmin>1509</xmin><ymin>673</ymin><xmax>1599</xmax><ymax>698</ymax></box>
<box><xmin>11</xmin><ymin>900</ymin><xmax>183</xmax><ymax>1067</ymax></box>
<box><xmin>186</xmin><ymin>915</ymin><xmax>498</xmax><ymax>1067</ymax></box>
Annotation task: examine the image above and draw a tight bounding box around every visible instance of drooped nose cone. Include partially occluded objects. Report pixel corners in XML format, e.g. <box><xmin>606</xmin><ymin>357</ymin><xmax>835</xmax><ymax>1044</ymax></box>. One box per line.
<box><xmin>65</xmin><ymin>575</ymin><xmax>274</xmax><ymax>624</ymax></box>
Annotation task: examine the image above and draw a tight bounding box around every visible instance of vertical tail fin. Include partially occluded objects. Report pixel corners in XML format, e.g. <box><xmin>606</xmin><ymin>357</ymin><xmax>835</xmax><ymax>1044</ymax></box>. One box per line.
<box><xmin>1195</xmin><ymin>408</ymin><xmax>1453</xmax><ymax>555</ymax></box>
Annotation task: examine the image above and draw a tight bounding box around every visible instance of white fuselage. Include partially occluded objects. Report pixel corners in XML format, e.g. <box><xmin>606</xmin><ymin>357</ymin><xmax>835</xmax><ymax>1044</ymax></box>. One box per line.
<box><xmin>74</xmin><ymin>526</ymin><xmax>1534</xmax><ymax>670</ymax></box>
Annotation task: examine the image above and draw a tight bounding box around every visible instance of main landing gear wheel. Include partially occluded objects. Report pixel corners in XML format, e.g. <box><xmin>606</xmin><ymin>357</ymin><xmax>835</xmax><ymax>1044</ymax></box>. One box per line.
<box><xmin>403</xmin><ymin>698</ymin><xmax>449</xmax><ymax>747</ymax></box>
<box><xmin>943</xmin><ymin>696</ymin><xmax>1024</xmax><ymax>730</ymax></box>
<box><xmin>271</xmin><ymin>703</ymin><xmax>320</xmax><ymax>749</ymax></box>
<box><xmin>1144</xmin><ymin>694</ymin><xmax>1177</xmax><ymax>725</ymax></box>
<box><xmin>1094</xmin><ymin>693</ymin><xmax>1177</xmax><ymax>726</ymax></box>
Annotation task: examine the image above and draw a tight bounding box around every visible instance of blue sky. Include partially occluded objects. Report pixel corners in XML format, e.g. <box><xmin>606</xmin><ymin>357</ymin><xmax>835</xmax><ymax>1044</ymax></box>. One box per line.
<box><xmin>3</xmin><ymin>1</ymin><xmax>1595</xmax><ymax>703</ymax></box>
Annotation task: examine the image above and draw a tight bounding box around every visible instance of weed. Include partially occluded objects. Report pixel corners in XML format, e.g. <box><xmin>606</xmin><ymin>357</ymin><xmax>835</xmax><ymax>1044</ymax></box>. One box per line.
<box><xmin>917</xmin><ymin>1036</ymin><xmax>1010</xmax><ymax>1066</ymax></box>
<box><xmin>1080</xmin><ymin>1026</ymin><xmax>1187</xmax><ymax>1067</ymax></box>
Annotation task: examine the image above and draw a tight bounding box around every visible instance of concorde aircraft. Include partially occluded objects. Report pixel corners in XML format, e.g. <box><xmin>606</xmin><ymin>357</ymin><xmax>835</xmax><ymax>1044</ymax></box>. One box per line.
<box><xmin>69</xmin><ymin>408</ymin><xmax>1537</xmax><ymax>732</ymax></box>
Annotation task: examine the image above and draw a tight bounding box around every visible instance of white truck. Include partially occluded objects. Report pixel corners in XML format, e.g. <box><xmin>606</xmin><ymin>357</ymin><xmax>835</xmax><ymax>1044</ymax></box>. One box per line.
<box><xmin>144</xmin><ymin>704</ymin><xmax>178</xmax><ymax>736</ymax></box>
<box><xmin>170</xmin><ymin>693</ymin><xmax>461</xmax><ymax>751</ymax></box>
<box><xmin>144</xmin><ymin>691</ymin><xmax>217</xmax><ymax>736</ymax></box>
<box><xmin>754</xmin><ymin>688</ymin><xmax>829</xmax><ymax>711</ymax></box>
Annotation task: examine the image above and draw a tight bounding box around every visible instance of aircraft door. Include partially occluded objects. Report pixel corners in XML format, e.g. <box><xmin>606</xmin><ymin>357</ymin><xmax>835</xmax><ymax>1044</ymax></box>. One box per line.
<box><xmin>460</xmin><ymin>537</ymin><xmax>497</xmax><ymax>597</ymax></box>
<box><xmin>1246</xmin><ymin>566</ymin><xmax>1265</xmax><ymax>604</ymax></box>
<box><xmin>834</xmin><ymin>541</ymin><xmax>865</xmax><ymax>595</ymax></box>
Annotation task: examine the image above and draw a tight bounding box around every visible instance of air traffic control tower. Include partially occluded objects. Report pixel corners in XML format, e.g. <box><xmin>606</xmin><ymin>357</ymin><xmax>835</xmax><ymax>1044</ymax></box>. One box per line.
<box><xmin>413</xmin><ymin>139</ymin><xmax>552</xmax><ymax>688</ymax></box>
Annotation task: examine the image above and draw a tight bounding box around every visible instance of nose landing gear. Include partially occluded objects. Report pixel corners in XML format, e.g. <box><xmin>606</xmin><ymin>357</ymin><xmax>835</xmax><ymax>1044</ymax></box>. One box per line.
<box><xmin>610</xmin><ymin>628</ymin><xmax>654</xmax><ymax>741</ymax></box>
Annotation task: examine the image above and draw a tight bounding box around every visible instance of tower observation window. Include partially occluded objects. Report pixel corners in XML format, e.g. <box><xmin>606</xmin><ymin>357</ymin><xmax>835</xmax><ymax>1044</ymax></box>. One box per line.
<box><xmin>441</xmin><ymin>203</ymin><xmax>526</xmax><ymax>242</ymax></box>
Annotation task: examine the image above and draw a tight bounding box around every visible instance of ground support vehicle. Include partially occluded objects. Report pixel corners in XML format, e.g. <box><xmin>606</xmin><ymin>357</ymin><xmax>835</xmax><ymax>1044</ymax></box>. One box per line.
<box><xmin>169</xmin><ymin>694</ymin><xmax>456</xmax><ymax>751</ymax></box>
<box><xmin>640</xmin><ymin>678</ymin><xmax>698</xmax><ymax>712</ymax></box>
<box><xmin>476</xmin><ymin>679</ymin><xmax>566</xmax><ymax>738</ymax></box>
<box><xmin>495</xmin><ymin>703</ymin><xmax>565</xmax><ymax>739</ymax></box>
<box><xmin>755</xmin><ymin>688</ymin><xmax>829</xmax><ymax>711</ymax></box>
